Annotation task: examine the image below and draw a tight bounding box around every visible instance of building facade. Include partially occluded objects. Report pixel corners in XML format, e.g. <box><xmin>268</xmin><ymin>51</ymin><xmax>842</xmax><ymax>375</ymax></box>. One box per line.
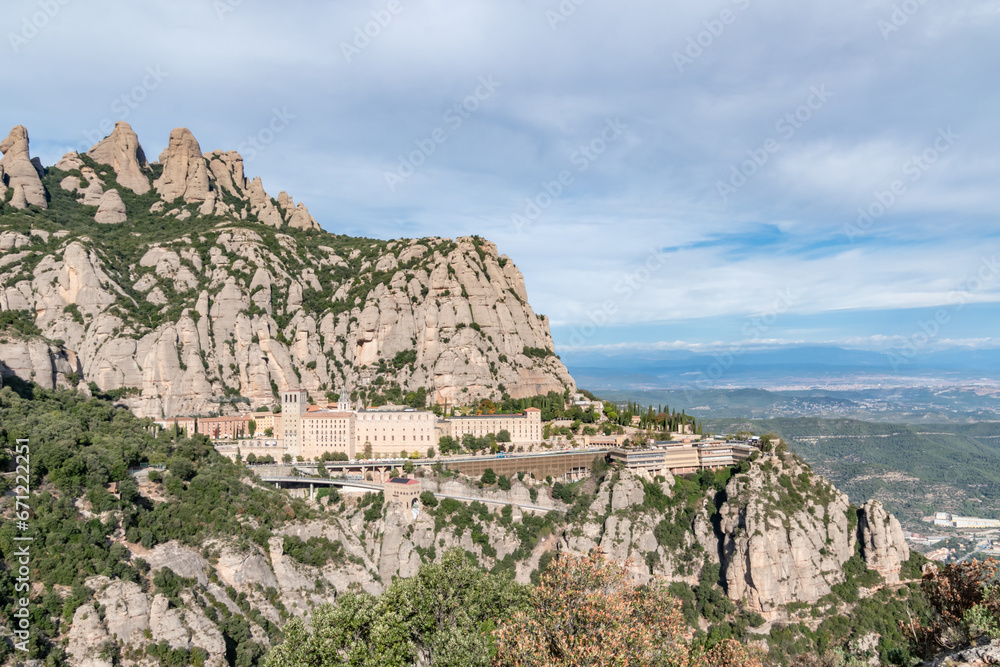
<box><xmin>607</xmin><ymin>439</ymin><xmax>756</xmax><ymax>476</ymax></box>
<box><xmin>249</xmin><ymin>411</ymin><xmax>282</xmax><ymax>437</ymax></box>
<box><xmin>300</xmin><ymin>410</ymin><xmax>355</xmax><ymax>461</ymax></box>
<box><xmin>696</xmin><ymin>441</ymin><xmax>756</xmax><ymax>470</ymax></box>
<box><xmin>282</xmin><ymin>389</ymin><xmax>308</xmax><ymax>457</ymax></box>
<box><xmin>384</xmin><ymin>477</ymin><xmax>421</xmax><ymax>505</ymax></box>
<box><xmin>173</xmin><ymin>391</ymin><xmax>538</xmax><ymax>461</ymax></box>
<box><xmin>197</xmin><ymin>415</ymin><xmax>252</xmax><ymax>440</ymax></box>
<box><xmin>154</xmin><ymin>416</ymin><xmax>197</xmax><ymax>437</ymax></box>
<box><xmin>355</xmin><ymin>406</ymin><xmax>438</xmax><ymax>457</ymax></box>
<box><xmin>442</xmin><ymin>408</ymin><xmax>543</xmax><ymax>446</ymax></box>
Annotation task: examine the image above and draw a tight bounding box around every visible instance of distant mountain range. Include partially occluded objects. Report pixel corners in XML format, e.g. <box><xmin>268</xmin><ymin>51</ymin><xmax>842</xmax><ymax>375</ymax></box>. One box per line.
<box><xmin>561</xmin><ymin>344</ymin><xmax>1000</xmax><ymax>392</ymax></box>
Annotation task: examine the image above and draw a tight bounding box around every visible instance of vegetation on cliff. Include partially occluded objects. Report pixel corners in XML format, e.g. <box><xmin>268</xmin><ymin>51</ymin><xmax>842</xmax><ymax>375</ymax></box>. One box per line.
<box><xmin>0</xmin><ymin>379</ymin><xmax>989</xmax><ymax>667</ymax></box>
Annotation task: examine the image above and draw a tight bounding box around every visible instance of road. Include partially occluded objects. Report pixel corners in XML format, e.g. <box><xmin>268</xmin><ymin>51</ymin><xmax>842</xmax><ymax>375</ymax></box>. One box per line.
<box><xmin>258</xmin><ymin>476</ymin><xmax>564</xmax><ymax>513</ymax></box>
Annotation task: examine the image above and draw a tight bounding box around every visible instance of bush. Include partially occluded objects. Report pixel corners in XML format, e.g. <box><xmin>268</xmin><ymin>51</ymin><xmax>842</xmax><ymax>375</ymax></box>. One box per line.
<box><xmin>282</xmin><ymin>535</ymin><xmax>346</xmax><ymax>567</ymax></box>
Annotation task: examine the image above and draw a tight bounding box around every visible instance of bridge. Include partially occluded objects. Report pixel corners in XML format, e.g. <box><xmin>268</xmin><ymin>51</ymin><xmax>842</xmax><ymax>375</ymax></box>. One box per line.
<box><xmin>250</xmin><ymin>448</ymin><xmax>609</xmax><ymax>483</ymax></box>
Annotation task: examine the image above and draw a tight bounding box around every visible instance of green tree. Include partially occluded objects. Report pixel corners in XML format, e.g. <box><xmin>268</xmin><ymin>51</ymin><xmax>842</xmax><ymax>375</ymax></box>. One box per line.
<box><xmin>263</xmin><ymin>549</ymin><xmax>528</xmax><ymax>667</ymax></box>
<box><xmin>497</xmin><ymin>429</ymin><xmax>511</xmax><ymax>443</ymax></box>
<box><xmin>248</xmin><ymin>419</ymin><xmax>256</xmax><ymax>437</ymax></box>
<box><xmin>481</xmin><ymin>468</ymin><xmax>497</xmax><ymax>485</ymax></box>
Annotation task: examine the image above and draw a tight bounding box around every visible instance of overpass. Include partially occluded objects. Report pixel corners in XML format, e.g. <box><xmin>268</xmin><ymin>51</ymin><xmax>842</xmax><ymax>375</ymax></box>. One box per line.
<box><xmin>251</xmin><ymin>448</ymin><xmax>609</xmax><ymax>483</ymax></box>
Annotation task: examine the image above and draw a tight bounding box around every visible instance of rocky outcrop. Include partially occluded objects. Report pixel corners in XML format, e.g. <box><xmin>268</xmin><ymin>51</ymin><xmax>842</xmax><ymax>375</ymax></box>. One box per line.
<box><xmin>49</xmin><ymin>454</ymin><xmax>913</xmax><ymax>667</ymax></box>
<box><xmin>154</xmin><ymin>127</ymin><xmax>211</xmax><ymax>202</ymax></box>
<box><xmin>720</xmin><ymin>455</ymin><xmax>855</xmax><ymax>615</ymax></box>
<box><xmin>87</xmin><ymin>121</ymin><xmax>151</xmax><ymax>194</ymax></box>
<box><xmin>928</xmin><ymin>640</ymin><xmax>1000</xmax><ymax>666</ymax></box>
<box><xmin>287</xmin><ymin>202</ymin><xmax>320</xmax><ymax>230</ymax></box>
<box><xmin>611</xmin><ymin>472</ymin><xmax>646</xmax><ymax>510</ymax></box>
<box><xmin>0</xmin><ymin>124</ymin><xmax>572</xmax><ymax>416</ymax></box>
<box><xmin>66</xmin><ymin>603</ymin><xmax>112</xmax><ymax>667</ymax></box>
<box><xmin>55</xmin><ymin>151</ymin><xmax>85</xmax><ymax>172</ymax></box>
<box><xmin>1</xmin><ymin>229</ymin><xmax>572</xmax><ymax>417</ymax></box>
<box><xmin>94</xmin><ymin>189</ymin><xmax>127</xmax><ymax>224</ymax></box>
<box><xmin>858</xmin><ymin>499</ymin><xmax>909</xmax><ymax>583</ymax></box>
<box><xmin>0</xmin><ymin>338</ymin><xmax>82</xmax><ymax>390</ymax></box>
<box><xmin>68</xmin><ymin>575</ymin><xmax>228</xmax><ymax>667</ymax></box>
<box><xmin>0</xmin><ymin>125</ymin><xmax>47</xmax><ymax>209</ymax></box>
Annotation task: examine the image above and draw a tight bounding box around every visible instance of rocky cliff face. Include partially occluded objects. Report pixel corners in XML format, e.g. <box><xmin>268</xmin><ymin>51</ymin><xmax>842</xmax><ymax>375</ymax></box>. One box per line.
<box><xmin>719</xmin><ymin>456</ymin><xmax>856</xmax><ymax>614</ymax></box>
<box><xmin>50</xmin><ymin>454</ymin><xmax>912</xmax><ymax>666</ymax></box>
<box><xmin>0</xmin><ymin>123</ymin><xmax>573</xmax><ymax>415</ymax></box>
<box><xmin>858</xmin><ymin>499</ymin><xmax>909</xmax><ymax>583</ymax></box>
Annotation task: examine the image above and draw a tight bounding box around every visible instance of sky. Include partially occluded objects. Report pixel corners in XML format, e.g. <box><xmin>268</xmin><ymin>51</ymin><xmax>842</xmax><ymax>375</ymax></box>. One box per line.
<box><xmin>3</xmin><ymin>0</ymin><xmax>999</xmax><ymax>364</ymax></box>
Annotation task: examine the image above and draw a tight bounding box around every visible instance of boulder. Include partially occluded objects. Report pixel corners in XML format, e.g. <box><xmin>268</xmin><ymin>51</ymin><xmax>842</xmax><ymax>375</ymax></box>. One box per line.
<box><xmin>55</xmin><ymin>151</ymin><xmax>84</xmax><ymax>171</ymax></box>
<box><xmin>87</xmin><ymin>121</ymin><xmax>151</xmax><ymax>194</ymax></box>
<box><xmin>94</xmin><ymin>189</ymin><xmax>127</xmax><ymax>224</ymax></box>
<box><xmin>0</xmin><ymin>125</ymin><xmax>47</xmax><ymax>208</ymax></box>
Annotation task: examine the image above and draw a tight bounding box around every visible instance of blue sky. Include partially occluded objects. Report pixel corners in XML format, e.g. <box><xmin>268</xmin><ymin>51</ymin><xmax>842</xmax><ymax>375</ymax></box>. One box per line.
<box><xmin>3</xmin><ymin>0</ymin><xmax>999</xmax><ymax>360</ymax></box>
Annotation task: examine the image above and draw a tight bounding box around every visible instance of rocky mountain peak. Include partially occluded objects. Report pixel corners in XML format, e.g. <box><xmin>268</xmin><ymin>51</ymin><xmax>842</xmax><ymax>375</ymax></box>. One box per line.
<box><xmin>0</xmin><ymin>124</ymin><xmax>47</xmax><ymax>209</ymax></box>
<box><xmin>153</xmin><ymin>127</ymin><xmax>211</xmax><ymax>203</ymax></box>
<box><xmin>86</xmin><ymin>121</ymin><xmax>151</xmax><ymax>194</ymax></box>
<box><xmin>0</xmin><ymin>124</ymin><xmax>566</xmax><ymax>413</ymax></box>
<box><xmin>205</xmin><ymin>149</ymin><xmax>247</xmax><ymax>196</ymax></box>
<box><xmin>858</xmin><ymin>499</ymin><xmax>909</xmax><ymax>583</ymax></box>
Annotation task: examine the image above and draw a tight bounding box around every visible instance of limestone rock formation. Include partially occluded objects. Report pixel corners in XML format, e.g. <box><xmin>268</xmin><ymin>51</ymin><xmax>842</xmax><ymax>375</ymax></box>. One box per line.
<box><xmin>1</xmin><ymin>227</ymin><xmax>572</xmax><ymax>417</ymax></box>
<box><xmin>287</xmin><ymin>202</ymin><xmax>320</xmax><ymax>230</ymax></box>
<box><xmin>87</xmin><ymin>121</ymin><xmax>151</xmax><ymax>194</ymax></box>
<box><xmin>67</xmin><ymin>575</ymin><xmax>228</xmax><ymax>667</ymax></box>
<box><xmin>55</xmin><ymin>151</ymin><xmax>84</xmax><ymax>171</ymax></box>
<box><xmin>0</xmin><ymin>125</ymin><xmax>573</xmax><ymax>416</ymax></box>
<box><xmin>611</xmin><ymin>471</ymin><xmax>646</xmax><ymax>510</ymax></box>
<box><xmin>0</xmin><ymin>125</ymin><xmax>47</xmax><ymax>209</ymax></box>
<box><xmin>720</xmin><ymin>455</ymin><xmax>855</xmax><ymax>615</ymax></box>
<box><xmin>94</xmin><ymin>189</ymin><xmax>127</xmax><ymax>223</ymax></box>
<box><xmin>154</xmin><ymin>127</ymin><xmax>211</xmax><ymax>202</ymax></box>
<box><xmin>858</xmin><ymin>499</ymin><xmax>909</xmax><ymax>583</ymax></box>
<box><xmin>0</xmin><ymin>338</ymin><xmax>82</xmax><ymax>390</ymax></box>
<box><xmin>44</xmin><ymin>450</ymin><xmax>916</xmax><ymax>667</ymax></box>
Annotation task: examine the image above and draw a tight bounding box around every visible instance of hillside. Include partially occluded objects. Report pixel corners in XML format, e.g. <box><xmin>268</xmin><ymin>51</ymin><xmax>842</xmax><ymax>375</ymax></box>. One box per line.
<box><xmin>0</xmin><ymin>380</ymin><xmax>933</xmax><ymax>667</ymax></box>
<box><xmin>703</xmin><ymin>417</ymin><xmax>1000</xmax><ymax>527</ymax></box>
<box><xmin>0</xmin><ymin>123</ymin><xmax>574</xmax><ymax>418</ymax></box>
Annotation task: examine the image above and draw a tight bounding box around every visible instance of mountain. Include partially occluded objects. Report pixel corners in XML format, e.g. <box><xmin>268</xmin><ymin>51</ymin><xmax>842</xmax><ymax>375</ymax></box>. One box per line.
<box><xmin>563</xmin><ymin>344</ymin><xmax>1000</xmax><ymax>391</ymax></box>
<box><xmin>0</xmin><ymin>123</ymin><xmax>574</xmax><ymax>417</ymax></box>
<box><xmin>1</xmin><ymin>382</ymin><xmax>924</xmax><ymax>667</ymax></box>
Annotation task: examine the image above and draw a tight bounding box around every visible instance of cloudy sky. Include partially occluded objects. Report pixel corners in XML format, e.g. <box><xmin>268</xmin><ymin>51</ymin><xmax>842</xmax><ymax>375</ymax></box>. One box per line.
<box><xmin>5</xmin><ymin>0</ymin><xmax>999</xmax><ymax>361</ymax></box>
